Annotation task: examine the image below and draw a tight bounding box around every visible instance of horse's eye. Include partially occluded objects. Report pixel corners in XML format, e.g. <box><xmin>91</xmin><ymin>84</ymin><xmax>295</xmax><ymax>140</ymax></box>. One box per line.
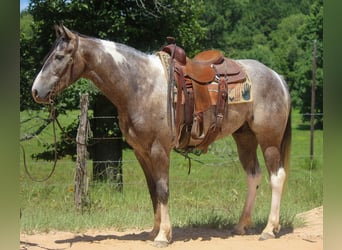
<box><xmin>55</xmin><ymin>54</ymin><xmax>64</xmax><ymax>61</ymax></box>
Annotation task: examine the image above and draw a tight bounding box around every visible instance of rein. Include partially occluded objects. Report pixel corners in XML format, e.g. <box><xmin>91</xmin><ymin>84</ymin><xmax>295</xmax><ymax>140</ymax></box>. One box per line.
<box><xmin>20</xmin><ymin>101</ymin><xmax>59</xmax><ymax>182</ymax></box>
<box><xmin>21</xmin><ymin>34</ymin><xmax>83</xmax><ymax>182</ymax></box>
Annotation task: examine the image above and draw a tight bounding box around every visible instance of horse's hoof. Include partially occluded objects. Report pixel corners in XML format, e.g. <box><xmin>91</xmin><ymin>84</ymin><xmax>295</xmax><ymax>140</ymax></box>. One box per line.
<box><xmin>152</xmin><ymin>241</ymin><xmax>169</xmax><ymax>248</ymax></box>
<box><xmin>233</xmin><ymin>226</ymin><xmax>246</xmax><ymax>235</ymax></box>
<box><xmin>259</xmin><ymin>232</ymin><xmax>275</xmax><ymax>241</ymax></box>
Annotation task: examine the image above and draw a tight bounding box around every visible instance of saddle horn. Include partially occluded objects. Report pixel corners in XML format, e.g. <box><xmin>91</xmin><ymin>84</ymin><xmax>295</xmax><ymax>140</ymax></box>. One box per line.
<box><xmin>166</xmin><ymin>36</ymin><xmax>176</xmax><ymax>44</ymax></box>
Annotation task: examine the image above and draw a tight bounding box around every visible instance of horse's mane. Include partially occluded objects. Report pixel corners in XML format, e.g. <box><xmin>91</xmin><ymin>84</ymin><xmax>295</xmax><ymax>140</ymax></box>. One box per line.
<box><xmin>43</xmin><ymin>29</ymin><xmax>151</xmax><ymax>67</ymax></box>
<box><xmin>74</xmin><ymin>30</ymin><xmax>150</xmax><ymax>59</ymax></box>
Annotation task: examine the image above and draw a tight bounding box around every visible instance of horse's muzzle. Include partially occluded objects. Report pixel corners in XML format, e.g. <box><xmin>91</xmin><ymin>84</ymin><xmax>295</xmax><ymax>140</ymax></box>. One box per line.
<box><xmin>32</xmin><ymin>89</ymin><xmax>51</xmax><ymax>104</ymax></box>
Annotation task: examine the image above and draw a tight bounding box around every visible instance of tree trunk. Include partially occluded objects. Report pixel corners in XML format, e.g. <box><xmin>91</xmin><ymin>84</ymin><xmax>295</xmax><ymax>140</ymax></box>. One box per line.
<box><xmin>91</xmin><ymin>94</ymin><xmax>123</xmax><ymax>191</ymax></box>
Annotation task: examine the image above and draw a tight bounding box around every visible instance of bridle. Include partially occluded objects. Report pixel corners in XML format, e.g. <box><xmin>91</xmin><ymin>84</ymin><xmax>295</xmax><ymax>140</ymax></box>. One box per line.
<box><xmin>22</xmin><ymin>33</ymin><xmax>80</xmax><ymax>182</ymax></box>
<box><xmin>48</xmin><ymin>33</ymin><xmax>79</xmax><ymax>104</ymax></box>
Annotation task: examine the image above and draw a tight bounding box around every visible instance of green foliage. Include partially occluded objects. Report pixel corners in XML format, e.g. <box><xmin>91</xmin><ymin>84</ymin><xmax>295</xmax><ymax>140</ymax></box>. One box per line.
<box><xmin>20</xmin><ymin>0</ymin><xmax>206</xmax><ymax>108</ymax></box>
<box><xmin>198</xmin><ymin>0</ymin><xmax>322</xmax><ymax>126</ymax></box>
<box><xmin>296</xmin><ymin>0</ymin><xmax>323</xmax><ymax>126</ymax></box>
<box><xmin>20</xmin><ymin>110</ymin><xmax>322</xmax><ymax>232</ymax></box>
<box><xmin>20</xmin><ymin>0</ymin><xmax>323</xmax><ymax>154</ymax></box>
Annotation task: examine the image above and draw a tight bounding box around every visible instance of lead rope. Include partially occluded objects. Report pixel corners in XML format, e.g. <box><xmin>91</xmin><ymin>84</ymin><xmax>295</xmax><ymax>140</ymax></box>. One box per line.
<box><xmin>20</xmin><ymin>101</ymin><xmax>58</xmax><ymax>182</ymax></box>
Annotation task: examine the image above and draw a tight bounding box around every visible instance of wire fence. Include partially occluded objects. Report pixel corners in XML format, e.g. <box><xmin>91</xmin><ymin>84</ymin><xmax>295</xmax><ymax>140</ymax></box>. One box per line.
<box><xmin>19</xmin><ymin>110</ymin><xmax>323</xmax><ymax>163</ymax></box>
<box><xmin>19</xmin><ymin>103</ymin><xmax>323</xmax><ymax>234</ymax></box>
<box><xmin>19</xmin><ymin>109</ymin><xmax>323</xmax><ymax>189</ymax></box>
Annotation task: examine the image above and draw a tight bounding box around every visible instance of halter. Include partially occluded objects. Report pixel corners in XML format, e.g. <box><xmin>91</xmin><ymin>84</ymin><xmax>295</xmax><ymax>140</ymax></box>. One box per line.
<box><xmin>49</xmin><ymin>33</ymin><xmax>79</xmax><ymax>103</ymax></box>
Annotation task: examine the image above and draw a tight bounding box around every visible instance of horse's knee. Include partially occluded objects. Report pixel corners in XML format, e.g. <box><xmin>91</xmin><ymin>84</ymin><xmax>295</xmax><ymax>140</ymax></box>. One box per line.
<box><xmin>156</xmin><ymin>178</ymin><xmax>169</xmax><ymax>203</ymax></box>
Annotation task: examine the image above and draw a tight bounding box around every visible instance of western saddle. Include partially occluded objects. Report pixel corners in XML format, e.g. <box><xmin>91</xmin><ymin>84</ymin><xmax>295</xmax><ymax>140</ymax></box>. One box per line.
<box><xmin>161</xmin><ymin>38</ymin><xmax>246</xmax><ymax>153</ymax></box>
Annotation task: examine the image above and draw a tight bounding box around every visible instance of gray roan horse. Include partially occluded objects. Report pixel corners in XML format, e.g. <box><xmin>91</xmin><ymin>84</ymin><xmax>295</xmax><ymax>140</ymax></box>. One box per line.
<box><xmin>32</xmin><ymin>25</ymin><xmax>291</xmax><ymax>247</ymax></box>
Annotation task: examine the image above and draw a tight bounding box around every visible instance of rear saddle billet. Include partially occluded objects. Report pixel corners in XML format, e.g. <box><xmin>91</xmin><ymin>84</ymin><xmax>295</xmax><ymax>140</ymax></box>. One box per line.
<box><xmin>162</xmin><ymin>40</ymin><xmax>246</xmax><ymax>153</ymax></box>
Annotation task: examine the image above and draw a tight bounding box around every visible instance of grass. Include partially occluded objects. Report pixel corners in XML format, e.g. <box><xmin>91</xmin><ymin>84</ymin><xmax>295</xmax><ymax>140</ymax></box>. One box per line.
<box><xmin>20</xmin><ymin>109</ymin><xmax>323</xmax><ymax>233</ymax></box>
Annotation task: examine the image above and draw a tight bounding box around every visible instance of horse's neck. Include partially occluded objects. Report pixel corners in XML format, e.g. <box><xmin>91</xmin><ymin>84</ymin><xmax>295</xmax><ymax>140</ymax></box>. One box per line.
<box><xmin>80</xmin><ymin>37</ymin><xmax>153</xmax><ymax>111</ymax></box>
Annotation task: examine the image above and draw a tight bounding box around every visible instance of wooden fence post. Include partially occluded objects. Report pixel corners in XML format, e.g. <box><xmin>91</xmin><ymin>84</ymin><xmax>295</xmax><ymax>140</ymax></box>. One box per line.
<box><xmin>75</xmin><ymin>94</ymin><xmax>90</xmax><ymax>211</ymax></box>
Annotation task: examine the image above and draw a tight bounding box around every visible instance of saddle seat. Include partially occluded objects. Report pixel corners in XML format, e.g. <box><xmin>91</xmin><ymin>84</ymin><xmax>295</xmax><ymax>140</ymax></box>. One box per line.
<box><xmin>192</xmin><ymin>50</ymin><xmax>224</xmax><ymax>64</ymax></box>
<box><xmin>184</xmin><ymin>50</ymin><xmax>246</xmax><ymax>84</ymax></box>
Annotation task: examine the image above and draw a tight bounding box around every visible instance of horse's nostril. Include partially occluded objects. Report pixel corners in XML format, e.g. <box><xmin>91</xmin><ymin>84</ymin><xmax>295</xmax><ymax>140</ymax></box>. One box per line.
<box><xmin>32</xmin><ymin>89</ymin><xmax>37</xmax><ymax>97</ymax></box>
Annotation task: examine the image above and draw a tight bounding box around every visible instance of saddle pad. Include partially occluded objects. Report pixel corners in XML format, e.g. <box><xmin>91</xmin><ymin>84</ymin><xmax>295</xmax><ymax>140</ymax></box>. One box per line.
<box><xmin>208</xmin><ymin>73</ymin><xmax>253</xmax><ymax>104</ymax></box>
<box><xmin>156</xmin><ymin>51</ymin><xmax>171</xmax><ymax>80</ymax></box>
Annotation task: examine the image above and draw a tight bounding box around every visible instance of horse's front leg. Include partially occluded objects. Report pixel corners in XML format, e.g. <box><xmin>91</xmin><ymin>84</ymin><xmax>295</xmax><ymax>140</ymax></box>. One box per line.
<box><xmin>152</xmin><ymin>177</ymin><xmax>171</xmax><ymax>247</ymax></box>
<box><xmin>134</xmin><ymin>144</ymin><xmax>172</xmax><ymax>247</ymax></box>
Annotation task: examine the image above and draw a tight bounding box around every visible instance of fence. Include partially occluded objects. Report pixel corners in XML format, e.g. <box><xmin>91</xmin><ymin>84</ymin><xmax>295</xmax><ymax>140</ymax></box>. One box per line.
<box><xmin>19</xmin><ymin>98</ymin><xmax>323</xmax><ymax>213</ymax></box>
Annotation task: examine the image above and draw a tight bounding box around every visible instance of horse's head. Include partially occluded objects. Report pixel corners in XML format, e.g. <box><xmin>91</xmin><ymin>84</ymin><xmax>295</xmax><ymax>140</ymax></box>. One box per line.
<box><xmin>32</xmin><ymin>25</ymin><xmax>84</xmax><ymax>104</ymax></box>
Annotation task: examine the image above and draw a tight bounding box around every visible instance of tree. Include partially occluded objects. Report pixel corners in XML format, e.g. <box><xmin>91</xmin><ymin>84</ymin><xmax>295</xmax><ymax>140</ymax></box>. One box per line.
<box><xmin>295</xmin><ymin>0</ymin><xmax>323</xmax><ymax>127</ymax></box>
<box><xmin>20</xmin><ymin>0</ymin><xmax>206</xmax><ymax>185</ymax></box>
<box><xmin>21</xmin><ymin>0</ymin><xmax>206</xmax><ymax>109</ymax></box>
<box><xmin>21</xmin><ymin>0</ymin><xmax>324</xmax><ymax>164</ymax></box>
<box><xmin>199</xmin><ymin>0</ymin><xmax>244</xmax><ymax>53</ymax></box>
<box><xmin>269</xmin><ymin>13</ymin><xmax>307</xmax><ymax>102</ymax></box>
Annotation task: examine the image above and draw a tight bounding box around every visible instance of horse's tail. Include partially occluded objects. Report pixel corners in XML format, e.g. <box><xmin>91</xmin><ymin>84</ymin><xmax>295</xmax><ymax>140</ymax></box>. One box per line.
<box><xmin>281</xmin><ymin>108</ymin><xmax>291</xmax><ymax>181</ymax></box>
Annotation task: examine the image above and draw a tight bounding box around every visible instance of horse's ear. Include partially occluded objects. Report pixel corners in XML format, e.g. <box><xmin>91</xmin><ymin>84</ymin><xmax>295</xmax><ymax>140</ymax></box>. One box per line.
<box><xmin>61</xmin><ymin>25</ymin><xmax>75</xmax><ymax>40</ymax></box>
<box><xmin>54</xmin><ymin>24</ymin><xmax>64</xmax><ymax>38</ymax></box>
<box><xmin>54</xmin><ymin>24</ymin><xmax>75</xmax><ymax>41</ymax></box>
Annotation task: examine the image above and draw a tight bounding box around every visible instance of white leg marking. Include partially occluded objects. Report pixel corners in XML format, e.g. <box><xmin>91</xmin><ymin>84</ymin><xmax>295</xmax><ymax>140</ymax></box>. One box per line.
<box><xmin>154</xmin><ymin>203</ymin><xmax>172</xmax><ymax>246</ymax></box>
<box><xmin>269</xmin><ymin>167</ymin><xmax>286</xmax><ymax>224</ymax></box>
<box><xmin>261</xmin><ymin>167</ymin><xmax>286</xmax><ymax>239</ymax></box>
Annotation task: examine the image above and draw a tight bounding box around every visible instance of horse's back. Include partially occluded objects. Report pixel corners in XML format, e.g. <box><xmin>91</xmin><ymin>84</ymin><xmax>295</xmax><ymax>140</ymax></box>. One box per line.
<box><xmin>236</xmin><ymin>59</ymin><xmax>291</xmax><ymax>134</ymax></box>
<box><xmin>237</xmin><ymin>59</ymin><xmax>290</xmax><ymax>105</ymax></box>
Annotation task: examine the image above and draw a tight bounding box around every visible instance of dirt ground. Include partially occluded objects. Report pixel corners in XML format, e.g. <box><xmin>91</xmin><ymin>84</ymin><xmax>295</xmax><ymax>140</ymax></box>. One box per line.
<box><xmin>20</xmin><ymin>206</ymin><xmax>323</xmax><ymax>250</ymax></box>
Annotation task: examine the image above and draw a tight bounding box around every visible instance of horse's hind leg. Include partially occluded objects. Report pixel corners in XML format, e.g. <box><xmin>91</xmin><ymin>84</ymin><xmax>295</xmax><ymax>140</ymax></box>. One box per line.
<box><xmin>259</xmin><ymin>145</ymin><xmax>286</xmax><ymax>240</ymax></box>
<box><xmin>232</xmin><ymin>125</ymin><xmax>262</xmax><ymax>235</ymax></box>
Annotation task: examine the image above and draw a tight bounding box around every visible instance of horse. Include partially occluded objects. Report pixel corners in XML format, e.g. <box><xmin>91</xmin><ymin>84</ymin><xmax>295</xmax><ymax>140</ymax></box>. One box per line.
<box><xmin>31</xmin><ymin>25</ymin><xmax>291</xmax><ymax>247</ymax></box>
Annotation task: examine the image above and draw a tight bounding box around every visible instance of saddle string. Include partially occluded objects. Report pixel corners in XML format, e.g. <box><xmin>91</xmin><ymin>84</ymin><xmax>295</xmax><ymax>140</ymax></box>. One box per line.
<box><xmin>212</xmin><ymin>60</ymin><xmax>228</xmax><ymax>128</ymax></box>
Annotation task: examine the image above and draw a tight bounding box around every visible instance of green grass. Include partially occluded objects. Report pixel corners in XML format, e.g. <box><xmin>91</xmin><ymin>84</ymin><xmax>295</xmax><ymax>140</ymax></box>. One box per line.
<box><xmin>20</xmin><ymin>109</ymin><xmax>323</xmax><ymax>233</ymax></box>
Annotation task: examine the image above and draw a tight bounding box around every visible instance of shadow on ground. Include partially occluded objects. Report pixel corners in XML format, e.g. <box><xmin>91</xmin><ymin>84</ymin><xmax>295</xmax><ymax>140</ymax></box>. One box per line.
<box><xmin>51</xmin><ymin>225</ymin><xmax>294</xmax><ymax>245</ymax></box>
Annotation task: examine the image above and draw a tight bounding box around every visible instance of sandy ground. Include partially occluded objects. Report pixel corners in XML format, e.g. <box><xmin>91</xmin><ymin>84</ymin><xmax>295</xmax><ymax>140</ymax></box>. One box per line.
<box><xmin>20</xmin><ymin>206</ymin><xmax>323</xmax><ymax>250</ymax></box>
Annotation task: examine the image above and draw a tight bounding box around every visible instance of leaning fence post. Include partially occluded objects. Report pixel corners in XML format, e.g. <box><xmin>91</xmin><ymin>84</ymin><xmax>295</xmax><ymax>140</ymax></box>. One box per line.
<box><xmin>75</xmin><ymin>93</ymin><xmax>90</xmax><ymax>211</ymax></box>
